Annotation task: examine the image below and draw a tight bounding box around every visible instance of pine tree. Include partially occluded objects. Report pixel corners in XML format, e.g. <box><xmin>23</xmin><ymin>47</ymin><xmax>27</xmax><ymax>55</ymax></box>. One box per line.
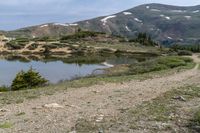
<box><xmin>11</xmin><ymin>71</ymin><xmax>28</xmax><ymax>91</ymax></box>
<box><xmin>11</xmin><ymin>68</ymin><xmax>47</xmax><ymax>91</ymax></box>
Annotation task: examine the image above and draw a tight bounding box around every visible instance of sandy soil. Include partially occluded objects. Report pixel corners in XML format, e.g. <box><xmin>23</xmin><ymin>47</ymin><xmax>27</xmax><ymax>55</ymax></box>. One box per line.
<box><xmin>0</xmin><ymin>55</ymin><xmax>200</xmax><ymax>133</ymax></box>
<box><xmin>0</xmin><ymin>41</ymin><xmax>72</xmax><ymax>54</ymax></box>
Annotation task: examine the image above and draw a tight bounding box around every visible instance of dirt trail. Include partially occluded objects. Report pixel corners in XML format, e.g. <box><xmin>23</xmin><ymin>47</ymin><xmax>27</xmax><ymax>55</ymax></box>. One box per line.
<box><xmin>1</xmin><ymin>55</ymin><xmax>200</xmax><ymax>133</ymax></box>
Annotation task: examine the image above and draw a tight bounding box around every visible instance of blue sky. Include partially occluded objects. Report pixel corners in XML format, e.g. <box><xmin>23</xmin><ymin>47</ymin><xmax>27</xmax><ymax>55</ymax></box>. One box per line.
<box><xmin>1</xmin><ymin>0</ymin><xmax>200</xmax><ymax>30</ymax></box>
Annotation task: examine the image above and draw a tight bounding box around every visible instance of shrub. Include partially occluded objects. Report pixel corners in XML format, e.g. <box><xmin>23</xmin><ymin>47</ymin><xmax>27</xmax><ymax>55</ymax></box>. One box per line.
<box><xmin>27</xmin><ymin>43</ymin><xmax>39</xmax><ymax>50</ymax></box>
<box><xmin>43</xmin><ymin>46</ymin><xmax>51</xmax><ymax>55</ymax></box>
<box><xmin>189</xmin><ymin>109</ymin><xmax>200</xmax><ymax>131</ymax></box>
<box><xmin>129</xmin><ymin>33</ymin><xmax>158</xmax><ymax>46</ymax></box>
<box><xmin>193</xmin><ymin>110</ymin><xmax>200</xmax><ymax>125</ymax></box>
<box><xmin>31</xmin><ymin>36</ymin><xmax>58</xmax><ymax>42</ymax></box>
<box><xmin>0</xmin><ymin>86</ymin><xmax>9</xmax><ymax>92</ymax></box>
<box><xmin>15</xmin><ymin>37</ymin><xmax>30</xmax><ymax>43</ymax></box>
<box><xmin>128</xmin><ymin>56</ymin><xmax>191</xmax><ymax>75</ymax></box>
<box><xmin>11</xmin><ymin>68</ymin><xmax>47</xmax><ymax>91</ymax></box>
<box><xmin>177</xmin><ymin>50</ymin><xmax>192</xmax><ymax>56</ymax></box>
<box><xmin>6</xmin><ymin>41</ymin><xmax>26</xmax><ymax>50</ymax></box>
<box><xmin>60</xmin><ymin>31</ymin><xmax>101</xmax><ymax>41</ymax></box>
<box><xmin>157</xmin><ymin>56</ymin><xmax>186</xmax><ymax>68</ymax></box>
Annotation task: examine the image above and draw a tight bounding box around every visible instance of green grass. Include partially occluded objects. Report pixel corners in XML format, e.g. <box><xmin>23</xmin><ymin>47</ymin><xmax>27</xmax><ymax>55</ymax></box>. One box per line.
<box><xmin>80</xmin><ymin>41</ymin><xmax>164</xmax><ymax>53</ymax></box>
<box><xmin>193</xmin><ymin>110</ymin><xmax>200</xmax><ymax>124</ymax></box>
<box><xmin>0</xmin><ymin>122</ymin><xmax>12</xmax><ymax>129</ymax></box>
<box><xmin>106</xmin><ymin>56</ymin><xmax>193</xmax><ymax>76</ymax></box>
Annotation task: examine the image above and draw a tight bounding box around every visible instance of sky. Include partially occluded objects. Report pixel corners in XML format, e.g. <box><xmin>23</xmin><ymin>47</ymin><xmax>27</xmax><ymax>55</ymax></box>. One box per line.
<box><xmin>0</xmin><ymin>0</ymin><xmax>200</xmax><ymax>31</ymax></box>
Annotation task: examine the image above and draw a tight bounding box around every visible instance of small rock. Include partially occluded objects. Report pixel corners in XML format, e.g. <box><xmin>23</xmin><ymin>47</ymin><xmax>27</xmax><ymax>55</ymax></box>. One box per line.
<box><xmin>173</xmin><ymin>96</ymin><xmax>186</xmax><ymax>101</ymax></box>
<box><xmin>92</xmin><ymin>90</ymin><xmax>100</xmax><ymax>93</ymax></box>
<box><xmin>65</xmin><ymin>104</ymin><xmax>79</xmax><ymax>109</ymax></box>
<box><xmin>32</xmin><ymin>107</ymin><xmax>43</xmax><ymax>110</ymax></box>
<box><xmin>96</xmin><ymin>114</ymin><xmax>104</xmax><ymax>122</ymax></box>
<box><xmin>0</xmin><ymin>109</ymin><xmax>9</xmax><ymax>112</ymax></box>
<box><xmin>43</xmin><ymin>103</ymin><xmax>64</xmax><ymax>108</ymax></box>
<box><xmin>98</xmin><ymin>128</ymin><xmax>104</xmax><ymax>133</ymax></box>
<box><xmin>69</xmin><ymin>131</ymin><xmax>76</xmax><ymax>133</ymax></box>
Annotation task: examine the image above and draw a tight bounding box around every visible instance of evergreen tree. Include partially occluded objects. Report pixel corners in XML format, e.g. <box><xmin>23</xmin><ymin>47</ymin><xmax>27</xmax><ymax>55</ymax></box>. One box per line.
<box><xmin>131</xmin><ymin>33</ymin><xmax>158</xmax><ymax>46</ymax></box>
<box><xmin>11</xmin><ymin>68</ymin><xmax>47</xmax><ymax>91</ymax></box>
<box><xmin>11</xmin><ymin>71</ymin><xmax>28</xmax><ymax>91</ymax></box>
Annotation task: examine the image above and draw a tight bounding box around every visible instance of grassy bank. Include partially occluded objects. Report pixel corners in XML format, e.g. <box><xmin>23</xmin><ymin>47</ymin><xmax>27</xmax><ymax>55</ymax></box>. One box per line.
<box><xmin>105</xmin><ymin>56</ymin><xmax>194</xmax><ymax>76</ymax></box>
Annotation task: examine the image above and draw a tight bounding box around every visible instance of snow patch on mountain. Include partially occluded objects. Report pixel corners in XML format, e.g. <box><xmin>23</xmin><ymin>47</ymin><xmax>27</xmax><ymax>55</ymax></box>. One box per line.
<box><xmin>184</xmin><ymin>16</ymin><xmax>191</xmax><ymax>20</ymax></box>
<box><xmin>134</xmin><ymin>18</ymin><xmax>142</xmax><ymax>23</ymax></box>
<box><xmin>165</xmin><ymin>16</ymin><xmax>171</xmax><ymax>20</ymax></box>
<box><xmin>167</xmin><ymin>36</ymin><xmax>173</xmax><ymax>39</ymax></box>
<box><xmin>101</xmin><ymin>15</ymin><xmax>116</xmax><ymax>26</ymax></box>
<box><xmin>53</xmin><ymin>23</ymin><xmax>69</xmax><ymax>26</ymax></box>
<box><xmin>146</xmin><ymin>6</ymin><xmax>150</xmax><ymax>9</ymax></box>
<box><xmin>69</xmin><ymin>23</ymin><xmax>78</xmax><ymax>26</ymax></box>
<box><xmin>123</xmin><ymin>12</ymin><xmax>132</xmax><ymax>15</ymax></box>
<box><xmin>125</xmin><ymin>26</ymin><xmax>131</xmax><ymax>32</ymax></box>
<box><xmin>192</xmin><ymin>10</ymin><xmax>199</xmax><ymax>13</ymax></box>
<box><xmin>151</xmin><ymin>9</ymin><xmax>161</xmax><ymax>12</ymax></box>
<box><xmin>170</xmin><ymin>10</ymin><xmax>186</xmax><ymax>13</ymax></box>
<box><xmin>160</xmin><ymin>15</ymin><xmax>171</xmax><ymax>20</ymax></box>
<box><xmin>40</xmin><ymin>25</ymin><xmax>48</xmax><ymax>28</ymax></box>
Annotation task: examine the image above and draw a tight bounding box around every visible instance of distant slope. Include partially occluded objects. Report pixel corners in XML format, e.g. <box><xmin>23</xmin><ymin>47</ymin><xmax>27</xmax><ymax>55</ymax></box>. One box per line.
<box><xmin>4</xmin><ymin>3</ymin><xmax>200</xmax><ymax>44</ymax></box>
<box><xmin>5</xmin><ymin>23</ymin><xmax>79</xmax><ymax>38</ymax></box>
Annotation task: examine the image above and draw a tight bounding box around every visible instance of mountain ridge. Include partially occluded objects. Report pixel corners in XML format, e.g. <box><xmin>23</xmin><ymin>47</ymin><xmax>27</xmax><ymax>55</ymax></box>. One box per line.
<box><xmin>2</xmin><ymin>3</ymin><xmax>200</xmax><ymax>45</ymax></box>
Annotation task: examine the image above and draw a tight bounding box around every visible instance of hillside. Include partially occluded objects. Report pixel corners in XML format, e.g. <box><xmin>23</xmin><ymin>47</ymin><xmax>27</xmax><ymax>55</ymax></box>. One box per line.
<box><xmin>78</xmin><ymin>3</ymin><xmax>200</xmax><ymax>45</ymax></box>
<box><xmin>2</xmin><ymin>3</ymin><xmax>200</xmax><ymax>45</ymax></box>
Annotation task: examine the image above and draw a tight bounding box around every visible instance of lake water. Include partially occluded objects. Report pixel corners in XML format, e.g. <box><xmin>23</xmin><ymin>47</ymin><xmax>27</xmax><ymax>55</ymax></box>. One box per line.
<box><xmin>0</xmin><ymin>54</ymin><xmax>155</xmax><ymax>86</ymax></box>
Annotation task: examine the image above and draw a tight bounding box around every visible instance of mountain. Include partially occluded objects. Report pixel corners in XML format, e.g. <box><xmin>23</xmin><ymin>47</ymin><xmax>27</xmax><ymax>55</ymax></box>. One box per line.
<box><xmin>3</xmin><ymin>3</ymin><xmax>200</xmax><ymax>45</ymax></box>
<box><xmin>3</xmin><ymin>23</ymin><xmax>79</xmax><ymax>38</ymax></box>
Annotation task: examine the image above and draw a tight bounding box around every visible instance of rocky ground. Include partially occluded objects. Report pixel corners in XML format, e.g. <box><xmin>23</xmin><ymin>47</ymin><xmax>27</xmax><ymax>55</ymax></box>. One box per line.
<box><xmin>0</xmin><ymin>55</ymin><xmax>200</xmax><ymax>133</ymax></box>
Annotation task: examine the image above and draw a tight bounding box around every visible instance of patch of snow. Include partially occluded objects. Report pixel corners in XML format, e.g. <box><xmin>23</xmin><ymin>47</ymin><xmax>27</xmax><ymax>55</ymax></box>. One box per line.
<box><xmin>102</xmin><ymin>62</ymin><xmax>114</xmax><ymax>67</ymax></box>
<box><xmin>69</xmin><ymin>23</ymin><xmax>78</xmax><ymax>26</ymax></box>
<box><xmin>40</xmin><ymin>24</ymin><xmax>48</xmax><ymax>28</ymax></box>
<box><xmin>192</xmin><ymin>10</ymin><xmax>199</xmax><ymax>13</ymax></box>
<box><xmin>150</xmin><ymin>28</ymin><xmax>155</xmax><ymax>31</ymax></box>
<box><xmin>125</xmin><ymin>26</ymin><xmax>131</xmax><ymax>32</ymax></box>
<box><xmin>43</xmin><ymin>103</ymin><xmax>64</xmax><ymax>108</ymax></box>
<box><xmin>123</xmin><ymin>12</ymin><xmax>132</xmax><ymax>15</ymax></box>
<box><xmin>151</xmin><ymin>9</ymin><xmax>161</xmax><ymax>12</ymax></box>
<box><xmin>179</xmin><ymin>38</ymin><xmax>183</xmax><ymax>41</ymax></box>
<box><xmin>101</xmin><ymin>15</ymin><xmax>116</xmax><ymax>26</ymax></box>
<box><xmin>170</xmin><ymin>10</ymin><xmax>186</xmax><ymax>13</ymax></box>
<box><xmin>184</xmin><ymin>16</ymin><xmax>191</xmax><ymax>19</ymax></box>
<box><xmin>53</xmin><ymin>23</ymin><xmax>69</xmax><ymax>26</ymax></box>
<box><xmin>146</xmin><ymin>6</ymin><xmax>150</xmax><ymax>9</ymax></box>
<box><xmin>160</xmin><ymin>14</ymin><xmax>171</xmax><ymax>20</ymax></box>
<box><xmin>165</xmin><ymin>16</ymin><xmax>171</xmax><ymax>20</ymax></box>
<box><xmin>167</xmin><ymin>36</ymin><xmax>173</xmax><ymax>40</ymax></box>
<box><xmin>160</xmin><ymin>14</ymin><xmax>165</xmax><ymax>17</ymax></box>
<box><xmin>134</xmin><ymin>18</ymin><xmax>142</xmax><ymax>23</ymax></box>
